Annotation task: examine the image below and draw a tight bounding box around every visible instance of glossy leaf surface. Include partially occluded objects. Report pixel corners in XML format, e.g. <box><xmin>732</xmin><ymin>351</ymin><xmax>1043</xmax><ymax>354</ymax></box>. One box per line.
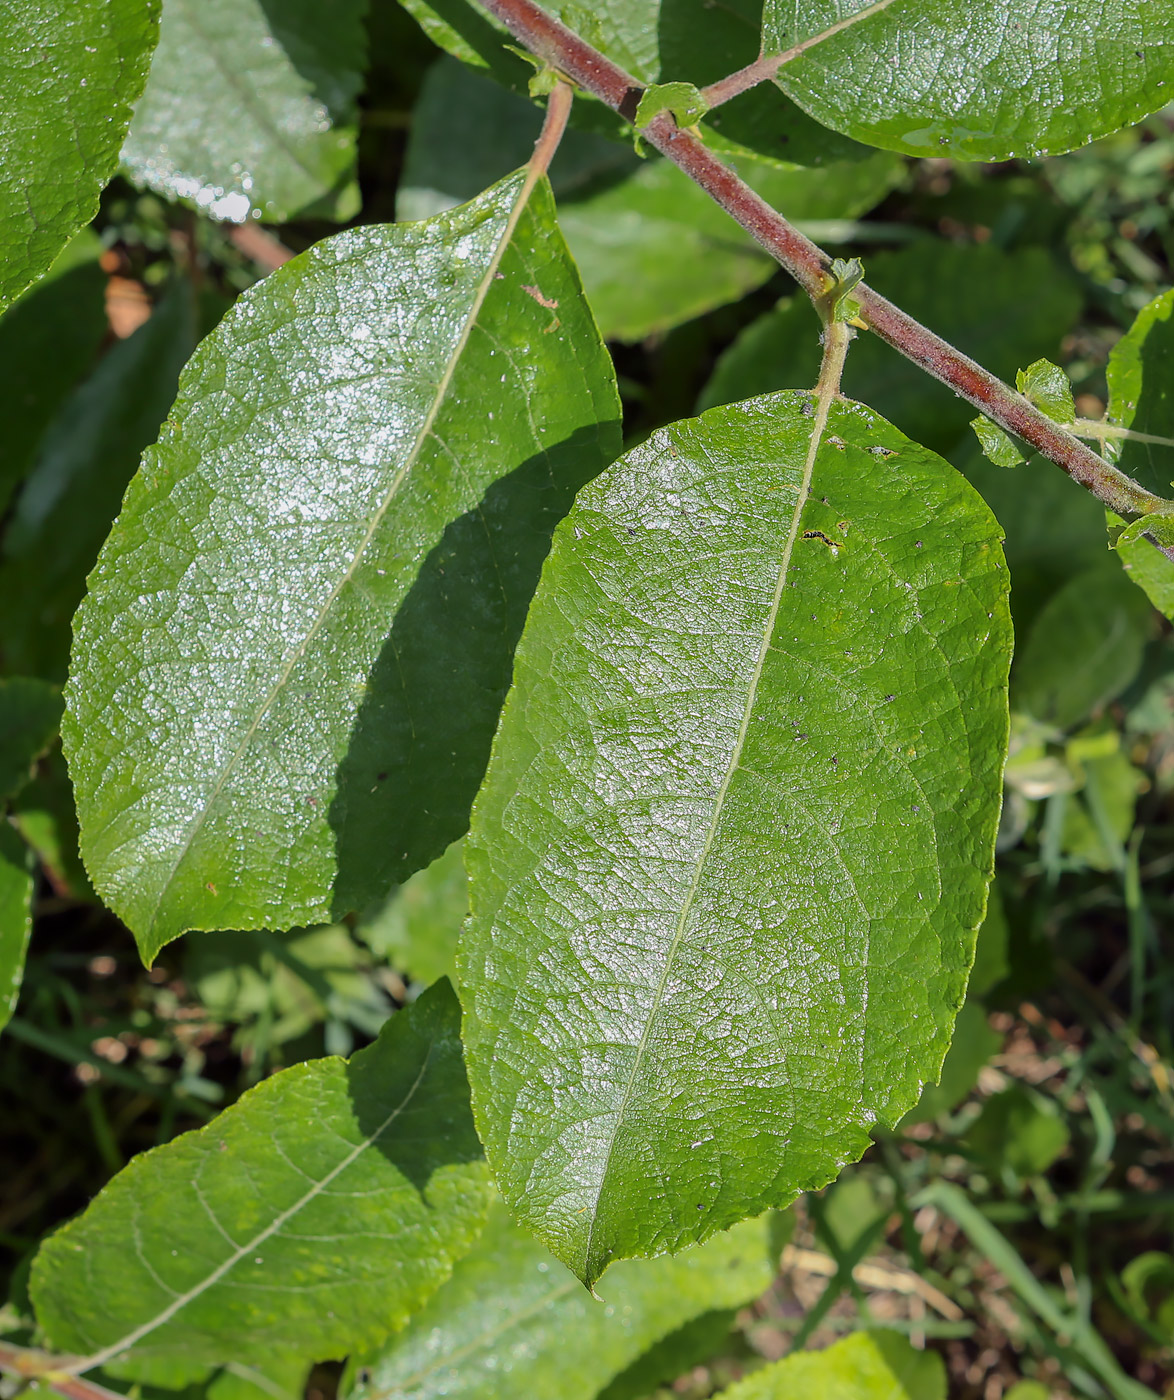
<box><xmin>1105</xmin><ymin>287</ymin><xmax>1174</xmax><ymax>616</ymax></box>
<box><xmin>719</xmin><ymin>1329</ymin><xmax>944</xmax><ymax>1400</ymax></box>
<box><xmin>461</xmin><ymin>392</ymin><xmax>1011</xmax><ymax>1284</ymax></box>
<box><xmin>763</xmin><ymin>1</ymin><xmax>1174</xmax><ymax>161</ymax></box>
<box><xmin>121</xmin><ymin>0</ymin><xmax>366</xmax><ymax>223</ymax></box>
<box><xmin>0</xmin><ymin>825</ymin><xmax>35</xmax><ymax>1033</ymax></box>
<box><xmin>64</xmin><ymin>172</ymin><xmax>621</xmax><ymax>962</ymax></box>
<box><xmin>30</xmin><ymin>980</ymin><xmax>492</xmax><ymax>1367</ymax></box>
<box><xmin>345</xmin><ymin>1201</ymin><xmax>773</xmax><ymax>1400</ymax></box>
<box><xmin>0</xmin><ymin>0</ymin><xmax>159</xmax><ymax>313</ymax></box>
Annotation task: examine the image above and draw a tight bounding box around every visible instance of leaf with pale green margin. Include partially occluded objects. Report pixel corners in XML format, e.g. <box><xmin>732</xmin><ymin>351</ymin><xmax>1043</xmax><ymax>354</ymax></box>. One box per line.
<box><xmin>1012</xmin><ymin>564</ymin><xmax>1153</xmax><ymax>731</ymax></box>
<box><xmin>357</xmin><ymin>840</ymin><xmax>467</xmax><ymax>988</ymax></box>
<box><xmin>0</xmin><ymin>825</ymin><xmax>36</xmax><ymax>1034</ymax></box>
<box><xmin>762</xmin><ymin>0</ymin><xmax>1174</xmax><ymax>161</ymax></box>
<box><xmin>121</xmin><ymin>0</ymin><xmax>366</xmax><ymax>224</ymax></box>
<box><xmin>29</xmin><ymin>979</ymin><xmax>492</xmax><ymax>1369</ymax></box>
<box><xmin>1017</xmin><ymin>359</ymin><xmax>1075</xmax><ymax>425</ymax></box>
<box><xmin>0</xmin><ymin>281</ymin><xmax>196</xmax><ymax>683</ymax></box>
<box><xmin>397</xmin><ymin>0</ymin><xmax>872</xmax><ymax>166</ymax></box>
<box><xmin>0</xmin><ymin>679</ymin><xmax>63</xmax><ymax>804</ymax></box>
<box><xmin>1105</xmin><ymin>287</ymin><xmax>1174</xmax><ymax>617</ymax></box>
<box><xmin>716</xmin><ymin>1329</ymin><xmax>945</xmax><ymax>1400</ymax></box>
<box><xmin>460</xmin><ymin>391</ymin><xmax>1011</xmax><ymax>1285</ymax></box>
<box><xmin>701</xmin><ymin>242</ymin><xmax>1082</xmax><ymax>455</ymax></box>
<box><xmin>0</xmin><ymin>0</ymin><xmax>159</xmax><ymax>314</ymax></box>
<box><xmin>343</xmin><ymin>1201</ymin><xmax>773</xmax><ymax>1400</ymax></box>
<box><xmin>0</xmin><ymin>230</ymin><xmax>106</xmax><ymax>517</ymax></box>
<box><xmin>64</xmin><ymin>171</ymin><xmax>621</xmax><ymax>964</ymax></box>
<box><xmin>901</xmin><ymin>887</ymin><xmax>1007</xmax><ymax>1124</ymax></box>
<box><xmin>399</xmin><ymin>59</ymin><xmax>899</xmax><ymax>341</ymax></box>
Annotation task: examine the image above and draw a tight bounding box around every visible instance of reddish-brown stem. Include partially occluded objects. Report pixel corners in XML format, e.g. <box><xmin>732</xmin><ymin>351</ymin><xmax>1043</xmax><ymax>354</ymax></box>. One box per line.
<box><xmin>0</xmin><ymin>1343</ymin><xmax>119</xmax><ymax>1400</ymax></box>
<box><xmin>478</xmin><ymin>0</ymin><xmax>1174</xmax><ymax>543</ymax></box>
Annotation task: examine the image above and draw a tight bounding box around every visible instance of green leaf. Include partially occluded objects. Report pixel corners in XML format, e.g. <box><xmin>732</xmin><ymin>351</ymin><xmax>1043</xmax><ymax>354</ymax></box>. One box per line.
<box><xmin>0</xmin><ymin>0</ymin><xmax>159</xmax><ymax>313</ymax></box>
<box><xmin>356</xmin><ymin>840</ymin><xmax>468</xmax><ymax>988</ymax></box>
<box><xmin>11</xmin><ymin>751</ymin><xmax>92</xmax><ymax>901</ymax></box>
<box><xmin>0</xmin><ymin>824</ymin><xmax>36</xmax><ymax>1034</ymax></box>
<box><xmin>344</xmin><ymin>1201</ymin><xmax>774</xmax><ymax>1400</ymax></box>
<box><xmin>1012</xmin><ymin>564</ymin><xmax>1153</xmax><ymax>730</ymax></box>
<box><xmin>29</xmin><ymin>979</ymin><xmax>493</xmax><ymax>1368</ymax></box>
<box><xmin>635</xmin><ymin>81</ymin><xmax>709</xmax><ymax>130</ymax></box>
<box><xmin>0</xmin><ymin>679</ymin><xmax>63</xmax><ymax>804</ymax></box>
<box><xmin>716</xmin><ymin>1329</ymin><xmax>945</xmax><ymax>1400</ymax></box>
<box><xmin>399</xmin><ymin>58</ymin><xmax>899</xmax><ymax>342</ymax></box>
<box><xmin>0</xmin><ymin>280</ymin><xmax>197</xmax><ymax>682</ymax></box>
<box><xmin>64</xmin><ymin>171</ymin><xmax>621</xmax><ymax>964</ymax></box>
<box><xmin>971</xmin><ymin>418</ymin><xmax>1026</xmax><ymax>470</ymax></box>
<box><xmin>1016</xmin><ymin>359</ymin><xmax>1075</xmax><ymax>424</ymax></box>
<box><xmin>701</xmin><ymin>243</ymin><xmax>1082</xmax><ymax>455</ymax></box>
<box><xmin>762</xmin><ymin>0</ymin><xmax>1174</xmax><ymax>161</ymax></box>
<box><xmin>0</xmin><ymin>230</ymin><xmax>107</xmax><ymax>518</ymax></box>
<box><xmin>460</xmin><ymin>391</ymin><xmax>1011</xmax><ymax>1285</ymax></box>
<box><xmin>121</xmin><ymin>0</ymin><xmax>366</xmax><ymax>223</ymax></box>
<box><xmin>1104</xmin><ymin>287</ymin><xmax>1174</xmax><ymax>616</ymax></box>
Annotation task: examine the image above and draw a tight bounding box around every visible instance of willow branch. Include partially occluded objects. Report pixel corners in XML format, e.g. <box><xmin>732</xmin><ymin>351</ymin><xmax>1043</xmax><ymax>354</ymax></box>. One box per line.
<box><xmin>0</xmin><ymin>1344</ymin><xmax>117</xmax><ymax>1400</ymax></box>
<box><xmin>478</xmin><ymin>0</ymin><xmax>1174</xmax><ymax>547</ymax></box>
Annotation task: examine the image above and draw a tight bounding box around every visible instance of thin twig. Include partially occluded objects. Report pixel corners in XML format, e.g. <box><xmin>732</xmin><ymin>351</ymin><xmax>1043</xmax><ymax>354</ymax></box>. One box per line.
<box><xmin>700</xmin><ymin>0</ymin><xmax>899</xmax><ymax>110</ymax></box>
<box><xmin>529</xmin><ymin>76</ymin><xmax>575</xmax><ymax>174</ymax></box>
<box><xmin>477</xmin><ymin>0</ymin><xmax>1174</xmax><ymax>549</ymax></box>
<box><xmin>0</xmin><ymin>1344</ymin><xmax>117</xmax><ymax>1400</ymax></box>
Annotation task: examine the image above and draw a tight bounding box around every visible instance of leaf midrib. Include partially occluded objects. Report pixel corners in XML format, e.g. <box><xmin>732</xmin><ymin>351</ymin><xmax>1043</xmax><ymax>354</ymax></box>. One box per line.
<box><xmin>74</xmin><ymin>1047</ymin><xmax>435</xmax><ymax>1372</ymax></box>
<box><xmin>579</xmin><ymin>413</ymin><xmax>823</xmax><ymax>1279</ymax></box>
<box><xmin>141</xmin><ymin>170</ymin><xmax>538</xmax><ymax>942</ymax></box>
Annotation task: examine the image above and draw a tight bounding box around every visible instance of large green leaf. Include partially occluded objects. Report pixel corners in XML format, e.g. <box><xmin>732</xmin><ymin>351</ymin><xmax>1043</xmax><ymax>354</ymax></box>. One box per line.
<box><xmin>344</xmin><ymin>1201</ymin><xmax>773</xmax><ymax>1400</ymax></box>
<box><xmin>400</xmin><ymin>59</ymin><xmax>898</xmax><ymax>341</ymax></box>
<box><xmin>0</xmin><ymin>230</ymin><xmax>107</xmax><ymax>516</ymax></box>
<box><xmin>460</xmin><ymin>392</ymin><xmax>1011</xmax><ymax>1285</ymax></box>
<box><xmin>0</xmin><ymin>280</ymin><xmax>197</xmax><ymax>682</ymax></box>
<box><xmin>716</xmin><ymin>1329</ymin><xmax>944</xmax><ymax>1400</ymax></box>
<box><xmin>701</xmin><ymin>242</ymin><xmax>1082</xmax><ymax>455</ymax></box>
<box><xmin>29</xmin><ymin>979</ymin><xmax>492</xmax><ymax>1368</ymax></box>
<box><xmin>0</xmin><ymin>0</ymin><xmax>159</xmax><ymax>314</ymax></box>
<box><xmin>1105</xmin><ymin>288</ymin><xmax>1174</xmax><ymax>616</ymax></box>
<box><xmin>762</xmin><ymin>1</ymin><xmax>1174</xmax><ymax>161</ymax></box>
<box><xmin>121</xmin><ymin>0</ymin><xmax>366</xmax><ymax>223</ymax></box>
<box><xmin>0</xmin><ymin>824</ymin><xmax>36</xmax><ymax>1034</ymax></box>
<box><xmin>64</xmin><ymin>171</ymin><xmax>621</xmax><ymax>964</ymax></box>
